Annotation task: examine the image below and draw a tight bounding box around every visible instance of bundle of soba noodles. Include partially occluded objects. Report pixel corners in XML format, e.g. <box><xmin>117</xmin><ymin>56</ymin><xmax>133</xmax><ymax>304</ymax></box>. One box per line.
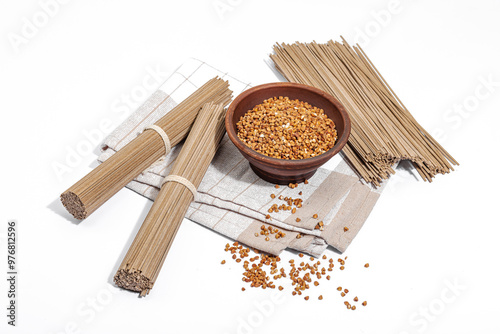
<box><xmin>271</xmin><ymin>38</ymin><xmax>458</xmax><ymax>186</ymax></box>
<box><xmin>61</xmin><ymin>78</ymin><xmax>232</xmax><ymax>219</ymax></box>
<box><xmin>114</xmin><ymin>102</ymin><xmax>227</xmax><ymax>296</ymax></box>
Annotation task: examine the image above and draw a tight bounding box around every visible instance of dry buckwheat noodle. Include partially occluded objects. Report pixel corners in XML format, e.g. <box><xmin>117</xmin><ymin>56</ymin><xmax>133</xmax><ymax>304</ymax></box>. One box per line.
<box><xmin>114</xmin><ymin>102</ymin><xmax>227</xmax><ymax>296</ymax></box>
<box><xmin>270</xmin><ymin>38</ymin><xmax>458</xmax><ymax>186</ymax></box>
<box><xmin>61</xmin><ymin>77</ymin><xmax>232</xmax><ymax>219</ymax></box>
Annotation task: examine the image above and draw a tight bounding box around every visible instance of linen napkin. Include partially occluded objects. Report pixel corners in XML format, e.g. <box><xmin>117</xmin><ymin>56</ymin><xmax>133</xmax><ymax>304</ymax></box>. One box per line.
<box><xmin>98</xmin><ymin>59</ymin><xmax>386</xmax><ymax>257</ymax></box>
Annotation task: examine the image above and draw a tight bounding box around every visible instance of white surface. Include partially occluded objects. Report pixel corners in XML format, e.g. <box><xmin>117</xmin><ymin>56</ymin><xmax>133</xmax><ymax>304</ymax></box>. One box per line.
<box><xmin>1</xmin><ymin>0</ymin><xmax>499</xmax><ymax>333</ymax></box>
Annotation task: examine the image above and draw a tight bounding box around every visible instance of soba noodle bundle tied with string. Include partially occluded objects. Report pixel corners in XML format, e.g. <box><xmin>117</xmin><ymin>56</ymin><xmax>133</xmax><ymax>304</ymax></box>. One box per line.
<box><xmin>114</xmin><ymin>102</ymin><xmax>227</xmax><ymax>296</ymax></box>
<box><xmin>61</xmin><ymin>77</ymin><xmax>232</xmax><ymax>220</ymax></box>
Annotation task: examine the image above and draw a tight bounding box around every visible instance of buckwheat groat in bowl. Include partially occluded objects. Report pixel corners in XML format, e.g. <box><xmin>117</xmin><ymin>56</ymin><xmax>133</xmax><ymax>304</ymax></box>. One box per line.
<box><xmin>225</xmin><ymin>82</ymin><xmax>351</xmax><ymax>184</ymax></box>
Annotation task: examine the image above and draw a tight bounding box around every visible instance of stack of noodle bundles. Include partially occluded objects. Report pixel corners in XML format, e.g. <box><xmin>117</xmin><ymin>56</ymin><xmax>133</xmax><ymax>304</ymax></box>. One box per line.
<box><xmin>271</xmin><ymin>38</ymin><xmax>458</xmax><ymax>186</ymax></box>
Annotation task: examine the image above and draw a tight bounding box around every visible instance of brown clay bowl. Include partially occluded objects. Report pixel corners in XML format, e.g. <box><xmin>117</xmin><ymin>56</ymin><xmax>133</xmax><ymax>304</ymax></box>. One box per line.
<box><xmin>225</xmin><ymin>82</ymin><xmax>351</xmax><ymax>184</ymax></box>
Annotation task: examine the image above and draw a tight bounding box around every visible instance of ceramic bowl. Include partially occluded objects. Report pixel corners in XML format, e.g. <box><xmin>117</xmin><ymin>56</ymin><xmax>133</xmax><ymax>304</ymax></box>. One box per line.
<box><xmin>225</xmin><ymin>82</ymin><xmax>351</xmax><ymax>184</ymax></box>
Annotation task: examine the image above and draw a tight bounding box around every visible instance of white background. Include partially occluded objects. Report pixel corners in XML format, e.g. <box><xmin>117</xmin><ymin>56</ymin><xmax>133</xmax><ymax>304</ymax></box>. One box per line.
<box><xmin>1</xmin><ymin>0</ymin><xmax>500</xmax><ymax>333</ymax></box>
